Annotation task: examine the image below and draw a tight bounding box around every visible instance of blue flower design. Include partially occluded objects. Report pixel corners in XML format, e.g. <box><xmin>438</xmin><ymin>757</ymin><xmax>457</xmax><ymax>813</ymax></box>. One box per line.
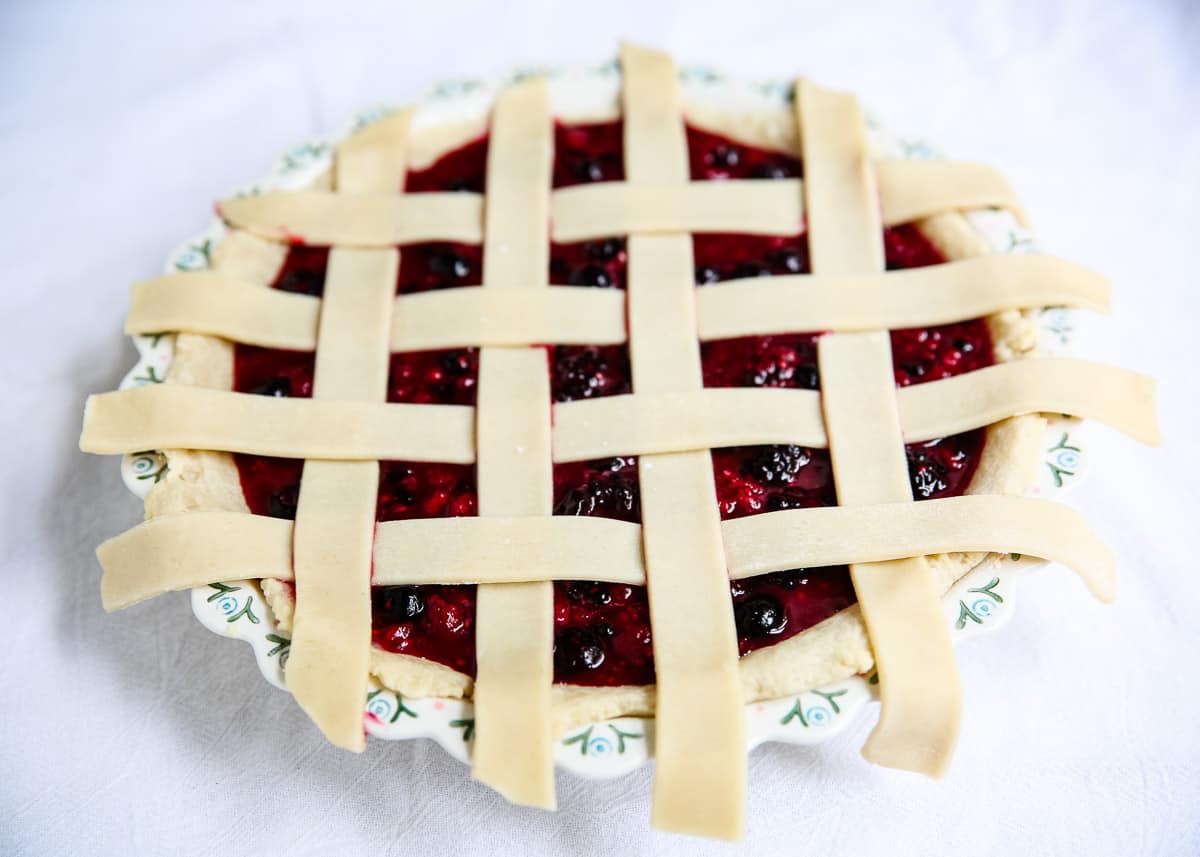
<box><xmin>804</xmin><ymin>705</ymin><xmax>831</xmax><ymax>726</ymax></box>
<box><xmin>587</xmin><ymin>736</ymin><xmax>613</xmax><ymax>756</ymax></box>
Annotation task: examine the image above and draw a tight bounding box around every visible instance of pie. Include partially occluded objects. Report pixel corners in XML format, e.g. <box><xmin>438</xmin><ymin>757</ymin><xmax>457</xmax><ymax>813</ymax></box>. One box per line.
<box><xmin>80</xmin><ymin>43</ymin><xmax>1159</xmax><ymax>840</ymax></box>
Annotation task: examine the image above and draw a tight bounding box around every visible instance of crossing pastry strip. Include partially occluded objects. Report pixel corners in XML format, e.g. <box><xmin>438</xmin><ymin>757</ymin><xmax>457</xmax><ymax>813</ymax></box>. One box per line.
<box><xmin>469</xmin><ymin>80</ymin><xmax>557</xmax><ymax>809</ymax></box>
<box><xmin>219</xmin><ymin>189</ymin><xmax>483</xmax><ymax>246</ymax></box>
<box><xmin>219</xmin><ymin>157</ymin><xmax>1025</xmax><ymax>248</ymax></box>
<box><xmin>801</xmin><ymin>79</ymin><xmax>962</xmax><ymax>777</ymax></box>
<box><xmin>550</xmin><ymin>180</ymin><xmax>802</xmax><ymax>241</ymax></box>
<box><xmin>96</xmin><ymin>493</ymin><xmax>1116</xmax><ymax>614</ymax></box>
<box><xmin>621</xmin><ymin>43</ymin><xmax>746</xmax><ymax>841</ymax></box>
<box><xmin>553</xmin><ymin>387</ymin><xmax>827</xmax><ymax>460</ymax></box>
<box><xmin>208</xmin><ymin>229</ymin><xmax>289</xmax><ymax>282</ymax></box>
<box><xmin>127</xmin><ymin>276</ymin><xmax>626</xmax><ymax>350</ymax></box>
<box><xmin>334</xmin><ymin>111</ymin><xmax>412</xmax><ymax>193</ymax></box>
<box><xmin>81</xmin><ymin>356</ymin><xmax>1154</xmax><ymax>464</ymax></box>
<box><xmin>126</xmin><ymin>251</ymin><xmax>1109</xmax><ymax>352</ymax></box>
<box><xmin>898</xmin><ymin>357</ymin><xmax>1160</xmax><ymax>445</ymax></box>
<box><xmin>875</xmin><ymin>159</ymin><xmax>1029</xmax><ymax>227</ymax></box>
<box><xmin>127</xmin><ymin>273</ymin><xmax>321</xmax><ymax>350</ymax></box>
<box><xmin>695</xmin><ymin>253</ymin><xmax>1111</xmax><ymax>339</ymax></box>
<box><xmin>552</xmin><ymin>358</ymin><xmax>1157</xmax><ymax>460</ymax></box>
<box><xmin>372</xmin><ymin>516</ymin><xmax>645</xmax><ymax>586</ymax></box>
<box><xmin>97</xmin><ymin>512</ymin><xmax>296</xmax><ymax>610</ymax></box>
<box><xmin>79</xmin><ymin>385</ymin><xmax>476</xmax><ymax>463</ymax></box>
<box><xmin>391</xmin><ymin>286</ymin><xmax>626</xmax><ymax>349</ymax></box>
<box><xmin>722</xmin><ymin>495</ymin><xmax>1115</xmax><ymax>600</ymax></box>
<box><xmin>286</xmin><ymin>114</ymin><xmax>409</xmax><ymax>752</ymax></box>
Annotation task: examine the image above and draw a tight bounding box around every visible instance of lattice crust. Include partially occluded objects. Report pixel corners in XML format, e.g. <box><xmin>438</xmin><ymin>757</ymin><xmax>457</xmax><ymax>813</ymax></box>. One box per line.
<box><xmin>78</xmin><ymin>44</ymin><xmax>1161</xmax><ymax>841</ymax></box>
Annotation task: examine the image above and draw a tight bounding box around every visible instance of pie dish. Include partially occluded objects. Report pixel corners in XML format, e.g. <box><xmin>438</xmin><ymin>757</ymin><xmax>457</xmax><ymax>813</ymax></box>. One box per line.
<box><xmin>80</xmin><ymin>44</ymin><xmax>1159</xmax><ymax>840</ymax></box>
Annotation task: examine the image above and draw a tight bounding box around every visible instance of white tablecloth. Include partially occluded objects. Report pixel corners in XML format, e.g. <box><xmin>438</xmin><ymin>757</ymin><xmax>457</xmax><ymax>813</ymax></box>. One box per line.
<box><xmin>3</xmin><ymin>0</ymin><xmax>1197</xmax><ymax>853</ymax></box>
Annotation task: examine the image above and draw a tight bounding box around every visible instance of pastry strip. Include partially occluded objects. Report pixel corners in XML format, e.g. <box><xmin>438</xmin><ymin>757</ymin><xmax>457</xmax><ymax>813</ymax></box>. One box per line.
<box><xmin>553</xmin><ymin>388</ymin><xmax>827</xmax><ymax>460</ymax></box>
<box><xmin>470</xmin><ymin>80</ymin><xmax>557</xmax><ymax>809</ymax></box>
<box><xmin>127</xmin><ymin>252</ymin><xmax>1108</xmax><ymax>353</ymax></box>
<box><xmin>79</xmin><ymin>385</ymin><xmax>476</xmax><ymax>463</ymax></box>
<box><xmin>391</xmin><ymin>286</ymin><xmax>626</xmax><ymax>349</ymax></box>
<box><xmin>219</xmin><ymin>189</ymin><xmax>483</xmax><ymax>246</ymax></box>
<box><xmin>621</xmin><ymin>43</ymin><xmax>746</xmax><ymax>841</ymax></box>
<box><xmin>80</xmin><ymin>356</ymin><xmax>1154</xmax><ymax>464</ymax></box>
<box><xmin>127</xmin><ymin>273</ymin><xmax>321</xmax><ymax>350</ymax></box>
<box><xmin>219</xmin><ymin>158</ymin><xmax>1026</xmax><ymax>249</ymax></box>
<box><xmin>875</xmin><ymin>159</ymin><xmax>1029</xmax><ymax>227</ymax></box>
<box><xmin>552</xmin><ymin>358</ymin><xmax>1157</xmax><ymax>460</ymax></box>
<box><xmin>127</xmin><ymin>277</ymin><xmax>626</xmax><ymax>350</ymax></box>
<box><xmin>97</xmin><ymin>494</ymin><xmax>1114</xmax><ymax>613</ymax></box>
<box><xmin>801</xmin><ymin>79</ymin><xmax>962</xmax><ymax>777</ymax></box>
<box><xmin>898</xmin><ymin>357</ymin><xmax>1160</xmax><ymax>445</ymax></box>
<box><xmin>722</xmin><ymin>495</ymin><xmax>1114</xmax><ymax>600</ymax></box>
<box><xmin>285</xmin><ymin>115</ymin><xmax>409</xmax><ymax>751</ymax></box>
<box><xmin>97</xmin><ymin>512</ymin><xmax>295</xmax><ymax>610</ymax></box>
<box><xmin>695</xmin><ymin>253</ymin><xmax>1111</xmax><ymax>339</ymax></box>
<box><xmin>208</xmin><ymin>229</ymin><xmax>289</xmax><ymax>282</ymax></box>
<box><xmin>550</xmin><ymin>180</ymin><xmax>802</xmax><ymax>242</ymax></box>
<box><xmin>373</xmin><ymin>516</ymin><xmax>645</xmax><ymax>586</ymax></box>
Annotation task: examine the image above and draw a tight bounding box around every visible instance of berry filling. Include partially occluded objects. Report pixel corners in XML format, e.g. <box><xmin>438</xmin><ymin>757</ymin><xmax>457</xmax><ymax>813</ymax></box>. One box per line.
<box><xmin>686</xmin><ymin>125</ymin><xmax>803</xmax><ymax>181</ymax></box>
<box><xmin>231</xmin><ymin>121</ymin><xmax>997</xmax><ymax>688</ymax></box>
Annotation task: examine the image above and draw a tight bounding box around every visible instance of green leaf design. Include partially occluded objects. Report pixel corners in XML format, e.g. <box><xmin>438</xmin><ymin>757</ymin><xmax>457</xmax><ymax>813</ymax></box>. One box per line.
<box><xmin>563</xmin><ymin>726</ymin><xmax>593</xmax><ymax>755</ymax></box>
<box><xmin>781</xmin><ymin>688</ymin><xmax>849</xmax><ymax>727</ymax></box>
<box><xmin>206</xmin><ymin>582</ymin><xmax>241</xmax><ymax>602</ymax></box>
<box><xmin>607</xmin><ymin>724</ymin><xmax>643</xmax><ymax>754</ymax></box>
<box><xmin>226</xmin><ymin>598</ymin><xmax>259</xmax><ymax>625</ymax></box>
<box><xmin>967</xmin><ymin>577</ymin><xmax>1003</xmax><ymax>604</ymax></box>
<box><xmin>1046</xmin><ymin>429</ymin><xmax>1084</xmax><ymax>484</ymax></box>
<box><xmin>955</xmin><ymin>601</ymin><xmax>983</xmax><ymax>629</ymax></box>
<box><xmin>450</xmin><ymin>718</ymin><xmax>475</xmax><ymax>741</ymax></box>
<box><xmin>131</xmin><ymin>366</ymin><xmax>163</xmax><ymax>385</ymax></box>
<box><xmin>265</xmin><ymin>633</ymin><xmax>291</xmax><ymax>658</ymax></box>
<box><xmin>365</xmin><ymin>688</ymin><xmax>416</xmax><ymax>723</ymax></box>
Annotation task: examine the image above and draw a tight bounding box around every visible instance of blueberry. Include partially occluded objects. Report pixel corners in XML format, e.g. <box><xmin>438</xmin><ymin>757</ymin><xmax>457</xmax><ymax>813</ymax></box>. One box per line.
<box><xmin>695</xmin><ymin>265</ymin><xmax>721</xmax><ymax>285</ymax></box>
<box><xmin>735</xmin><ymin>596</ymin><xmax>787</xmax><ymax>638</ymax></box>
<box><xmin>551</xmin><ymin>345</ymin><xmax>631</xmax><ymax>404</ymax></box>
<box><xmin>907</xmin><ymin>452</ymin><xmax>949</xmax><ymax>500</ymax></box>
<box><xmin>752</xmin><ymin>162</ymin><xmax>794</xmax><ymax>179</ymax></box>
<box><xmin>770</xmin><ymin>249</ymin><xmax>807</xmax><ymax>274</ymax></box>
<box><xmin>793</xmin><ymin>364</ymin><xmax>820</xmax><ymax>390</ymax></box>
<box><xmin>731</xmin><ymin>262</ymin><xmax>770</xmax><ymax>279</ymax></box>
<box><xmin>707</xmin><ymin>145</ymin><xmax>740</xmax><ymax>170</ymax></box>
<box><xmin>251</xmin><ymin>377</ymin><xmax>291</xmax><ymax>398</ymax></box>
<box><xmin>555</xmin><ymin>628</ymin><xmax>607</xmax><ymax>673</ymax></box>
<box><xmin>577</xmin><ymin>158</ymin><xmax>607</xmax><ymax>182</ymax></box>
<box><xmin>428</xmin><ymin>249</ymin><xmax>471</xmax><ymax>282</ymax></box>
<box><xmin>902</xmin><ymin>363</ymin><xmax>927</xmax><ymax>379</ymax></box>
<box><xmin>555</xmin><ymin>474</ymin><xmax>640</xmax><ymax>520</ymax></box>
<box><xmin>744</xmin><ymin>445</ymin><xmax>810</xmax><ymax>485</ymax></box>
<box><xmin>566</xmin><ymin>582</ymin><xmax>612</xmax><ymax>606</ymax></box>
<box><xmin>267</xmin><ymin>486</ymin><xmax>299</xmax><ymax>520</ymax></box>
<box><xmin>385</xmin><ymin>587</ymin><xmax>425</xmax><ymax>619</ymax></box>
<box><xmin>275</xmin><ymin>269</ymin><xmax>324</xmax><ymax>296</ymax></box>
<box><xmin>568</xmin><ymin>264</ymin><xmax>613</xmax><ymax>288</ymax></box>
<box><xmin>586</xmin><ymin>238</ymin><xmax>623</xmax><ymax>261</ymax></box>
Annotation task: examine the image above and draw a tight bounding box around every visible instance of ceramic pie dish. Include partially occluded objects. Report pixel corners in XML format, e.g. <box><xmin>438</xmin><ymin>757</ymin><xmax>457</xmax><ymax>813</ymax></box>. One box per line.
<box><xmin>81</xmin><ymin>44</ymin><xmax>1159</xmax><ymax>840</ymax></box>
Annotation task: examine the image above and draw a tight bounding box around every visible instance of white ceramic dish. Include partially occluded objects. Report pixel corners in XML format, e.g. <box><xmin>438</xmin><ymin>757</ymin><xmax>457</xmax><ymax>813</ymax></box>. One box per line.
<box><xmin>116</xmin><ymin>59</ymin><xmax>1088</xmax><ymax>778</ymax></box>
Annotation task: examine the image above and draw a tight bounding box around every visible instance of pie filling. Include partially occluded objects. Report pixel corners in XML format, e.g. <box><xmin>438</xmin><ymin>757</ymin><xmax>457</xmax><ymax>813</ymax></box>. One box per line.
<box><xmin>231</xmin><ymin>121</ymin><xmax>994</xmax><ymax>688</ymax></box>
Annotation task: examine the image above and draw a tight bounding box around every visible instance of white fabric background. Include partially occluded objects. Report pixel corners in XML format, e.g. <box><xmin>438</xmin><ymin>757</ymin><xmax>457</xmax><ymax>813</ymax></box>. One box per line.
<box><xmin>3</xmin><ymin>0</ymin><xmax>1197</xmax><ymax>854</ymax></box>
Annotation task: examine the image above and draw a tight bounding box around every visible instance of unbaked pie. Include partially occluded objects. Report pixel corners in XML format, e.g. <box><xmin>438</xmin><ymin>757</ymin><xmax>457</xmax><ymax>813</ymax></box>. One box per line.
<box><xmin>80</xmin><ymin>43</ymin><xmax>1159</xmax><ymax>840</ymax></box>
